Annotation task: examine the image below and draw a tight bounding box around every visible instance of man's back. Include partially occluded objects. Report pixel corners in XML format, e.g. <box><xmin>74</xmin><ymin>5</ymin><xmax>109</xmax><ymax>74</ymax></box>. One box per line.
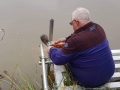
<box><xmin>62</xmin><ymin>22</ymin><xmax>115</xmax><ymax>87</ymax></box>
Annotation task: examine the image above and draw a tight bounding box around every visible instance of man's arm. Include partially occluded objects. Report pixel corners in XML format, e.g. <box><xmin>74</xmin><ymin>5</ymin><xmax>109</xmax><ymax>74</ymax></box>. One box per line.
<box><xmin>49</xmin><ymin>47</ymin><xmax>75</xmax><ymax>65</ymax></box>
<box><xmin>46</xmin><ymin>37</ymin><xmax>77</xmax><ymax>65</ymax></box>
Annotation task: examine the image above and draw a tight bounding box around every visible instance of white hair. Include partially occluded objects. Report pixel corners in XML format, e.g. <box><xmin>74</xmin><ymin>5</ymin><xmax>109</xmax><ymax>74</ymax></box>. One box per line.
<box><xmin>72</xmin><ymin>7</ymin><xmax>90</xmax><ymax>22</ymax></box>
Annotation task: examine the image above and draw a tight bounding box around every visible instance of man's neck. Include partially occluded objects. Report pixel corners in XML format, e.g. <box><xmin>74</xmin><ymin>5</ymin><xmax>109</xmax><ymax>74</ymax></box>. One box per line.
<box><xmin>75</xmin><ymin>21</ymin><xmax>91</xmax><ymax>31</ymax></box>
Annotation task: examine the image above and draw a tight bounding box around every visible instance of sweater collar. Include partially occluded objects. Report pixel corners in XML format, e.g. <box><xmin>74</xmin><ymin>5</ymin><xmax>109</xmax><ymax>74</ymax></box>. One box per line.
<box><xmin>74</xmin><ymin>21</ymin><xmax>94</xmax><ymax>33</ymax></box>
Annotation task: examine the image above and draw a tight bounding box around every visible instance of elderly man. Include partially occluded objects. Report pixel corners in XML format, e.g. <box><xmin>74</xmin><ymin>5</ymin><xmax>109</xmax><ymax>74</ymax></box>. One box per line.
<box><xmin>47</xmin><ymin>7</ymin><xmax>115</xmax><ymax>88</ymax></box>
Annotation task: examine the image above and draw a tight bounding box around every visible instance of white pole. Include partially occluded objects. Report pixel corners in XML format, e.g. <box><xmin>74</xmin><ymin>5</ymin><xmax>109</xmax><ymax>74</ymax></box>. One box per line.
<box><xmin>40</xmin><ymin>44</ymin><xmax>49</xmax><ymax>90</ymax></box>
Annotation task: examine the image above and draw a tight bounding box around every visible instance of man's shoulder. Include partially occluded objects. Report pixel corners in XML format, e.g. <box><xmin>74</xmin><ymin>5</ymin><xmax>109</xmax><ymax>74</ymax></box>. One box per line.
<box><xmin>66</xmin><ymin>34</ymin><xmax>76</xmax><ymax>41</ymax></box>
<box><xmin>61</xmin><ymin>34</ymin><xmax>79</xmax><ymax>54</ymax></box>
<box><xmin>93</xmin><ymin>22</ymin><xmax>104</xmax><ymax>29</ymax></box>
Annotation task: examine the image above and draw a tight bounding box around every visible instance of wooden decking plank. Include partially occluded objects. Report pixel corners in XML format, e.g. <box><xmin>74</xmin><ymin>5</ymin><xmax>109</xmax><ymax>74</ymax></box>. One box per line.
<box><xmin>111</xmin><ymin>49</ymin><xmax>120</xmax><ymax>56</ymax></box>
<box><xmin>115</xmin><ymin>64</ymin><xmax>120</xmax><ymax>68</ymax></box>
<box><xmin>113</xmin><ymin>56</ymin><xmax>120</xmax><ymax>61</ymax></box>
<box><xmin>104</xmin><ymin>82</ymin><xmax>120</xmax><ymax>88</ymax></box>
<box><xmin>110</xmin><ymin>72</ymin><xmax>120</xmax><ymax>81</ymax></box>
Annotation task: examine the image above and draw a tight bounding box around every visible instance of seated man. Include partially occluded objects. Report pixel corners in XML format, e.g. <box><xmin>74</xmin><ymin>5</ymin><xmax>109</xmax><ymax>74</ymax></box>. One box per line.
<box><xmin>46</xmin><ymin>7</ymin><xmax>115</xmax><ymax>88</ymax></box>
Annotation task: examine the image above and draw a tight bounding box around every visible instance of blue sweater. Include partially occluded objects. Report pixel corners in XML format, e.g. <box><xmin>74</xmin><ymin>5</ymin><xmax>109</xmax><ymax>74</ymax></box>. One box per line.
<box><xmin>49</xmin><ymin>22</ymin><xmax>115</xmax><ymax>87</ymax></box>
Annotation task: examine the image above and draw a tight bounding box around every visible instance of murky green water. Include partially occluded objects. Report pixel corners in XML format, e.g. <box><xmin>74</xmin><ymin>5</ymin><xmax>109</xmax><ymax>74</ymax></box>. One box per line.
<box><xmin>0</xmin><ymin>0</ymin><xmax>120</xmax><ymax>89</ymax></box>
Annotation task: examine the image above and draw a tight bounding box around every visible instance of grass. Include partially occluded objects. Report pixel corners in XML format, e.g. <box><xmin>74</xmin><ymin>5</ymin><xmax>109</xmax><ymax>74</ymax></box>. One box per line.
<box><xmin>4</xmin><ymin>64</ymin><xmax>75</xmax><ymax>90</ymax></box>
<box><xmin>0</xmin><ymin>64</ymin><xmax>116</xmax><ymax>90</ymax></box>
<box><xmin>0</xmin><ymin>65</ymin><xmax>42</xmax><ymax>90</ymax></box>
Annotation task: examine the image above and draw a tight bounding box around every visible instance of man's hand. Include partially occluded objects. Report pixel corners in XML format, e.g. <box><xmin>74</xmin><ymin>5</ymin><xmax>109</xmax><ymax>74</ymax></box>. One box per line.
<box><xmin>55</xmin><ymin>38</ymin><xmax>66</xmax><ymax>44</ymax></box>
<box><xmin>46</xmin><ymin>37</ymin><xmax>66</xmax><ymax>53</ymax></box>
<box><xmin>46</xmin><ymin>46</ymin><xmax>53</xmax><ymax>53</ymax></box>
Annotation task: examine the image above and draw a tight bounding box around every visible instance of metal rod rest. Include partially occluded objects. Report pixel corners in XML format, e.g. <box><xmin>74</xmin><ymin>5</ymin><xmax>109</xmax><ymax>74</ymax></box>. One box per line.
<box><xmin>39</xmin><ymin>60</ymin><xmax>53</xmax><ymax>65</ymax></box>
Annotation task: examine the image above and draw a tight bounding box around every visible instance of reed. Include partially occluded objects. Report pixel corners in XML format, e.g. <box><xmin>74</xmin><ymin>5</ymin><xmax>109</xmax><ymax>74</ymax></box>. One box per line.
<box><xmin>0</xmin><ymin>64</ymin><xmax>111</xmax><ymax>90</ymax></box>
<box><xmin>1</xmin><ymin>65</ymin><xmax>42</xmax><ymax>90</ymax></box>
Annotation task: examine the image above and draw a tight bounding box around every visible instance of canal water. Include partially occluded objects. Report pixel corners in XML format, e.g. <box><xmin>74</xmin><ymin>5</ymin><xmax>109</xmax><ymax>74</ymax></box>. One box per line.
<box><xmin>0</xmin><ymin>0</ymin><xmax>120</xmax><ymax>89</ymax></box>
